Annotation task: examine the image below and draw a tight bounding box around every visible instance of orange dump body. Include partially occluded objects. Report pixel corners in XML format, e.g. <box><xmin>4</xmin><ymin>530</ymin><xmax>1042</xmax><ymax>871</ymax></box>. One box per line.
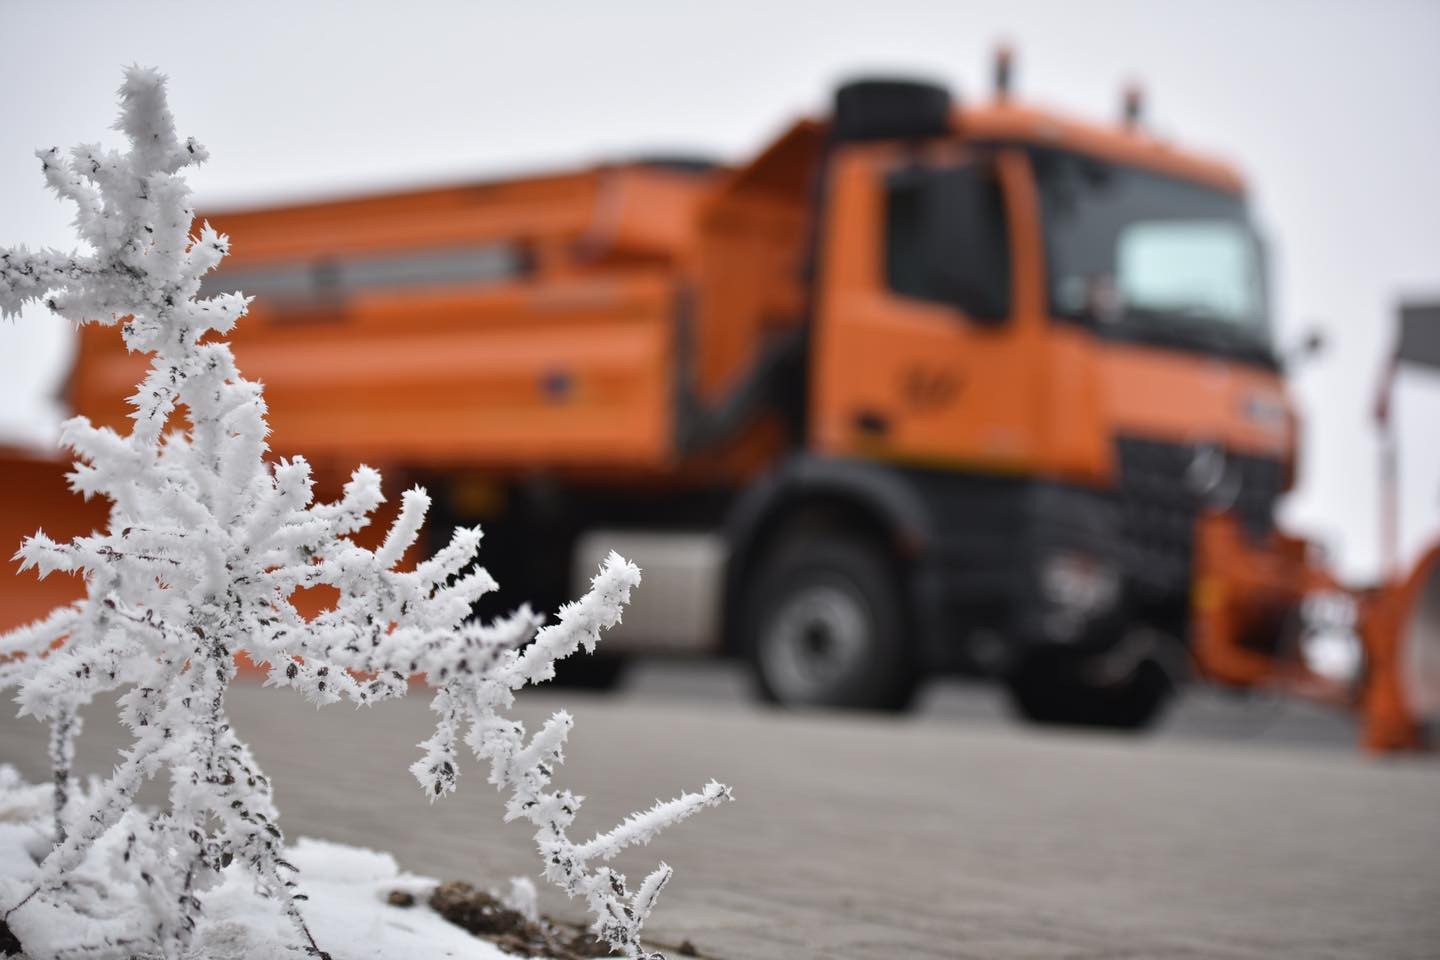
<box><xmin>70</xmin><ymin>167</ymin><xmax>720</xmax><ymax>480</ymax></box>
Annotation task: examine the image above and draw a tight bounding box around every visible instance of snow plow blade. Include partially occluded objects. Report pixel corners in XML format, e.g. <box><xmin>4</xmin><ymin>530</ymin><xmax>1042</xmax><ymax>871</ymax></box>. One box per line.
<box><xmin>1363</xmin><ymin>546</ymin><xmax>1440</xmax><ymax>751</ymax></box>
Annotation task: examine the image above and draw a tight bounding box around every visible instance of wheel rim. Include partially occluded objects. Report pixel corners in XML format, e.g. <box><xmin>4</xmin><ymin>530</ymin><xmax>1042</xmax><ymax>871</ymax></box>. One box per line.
<box><xmin>759</xmin><ymin>580</ymin><xmax>871</xmax><ymax>704</ymax></box>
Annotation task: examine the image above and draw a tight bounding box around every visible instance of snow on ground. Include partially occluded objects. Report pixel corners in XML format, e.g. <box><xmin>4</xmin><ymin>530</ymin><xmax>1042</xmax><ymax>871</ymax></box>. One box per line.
<box><xmin>0</xmin><ymin>767</ymin><xmax>509</xmax><ymax>960</ymax></box>
<box><xmin>210</xmin><ymin>839</ymin><xmax>509</xmax><ymax>960</ymax></box>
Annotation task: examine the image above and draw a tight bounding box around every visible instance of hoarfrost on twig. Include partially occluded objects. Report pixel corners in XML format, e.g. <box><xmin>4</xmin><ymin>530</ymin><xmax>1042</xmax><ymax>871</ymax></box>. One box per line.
<box><xmin>0</xmin><ymin>66</ymin><xmax>729</xmax><ymax>960</ymax></box>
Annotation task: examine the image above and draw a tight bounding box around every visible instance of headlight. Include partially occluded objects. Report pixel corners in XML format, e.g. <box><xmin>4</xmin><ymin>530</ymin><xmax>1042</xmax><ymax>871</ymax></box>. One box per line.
<box><xmin>1040</xmin><ymin>550</ymin><xmax>1121</xmax><ymax>640</ymax></box>
<box><xmin>1299</xmin><ymin>591</ymin><xmax>1362</xmax><ymax>684</ymax></box>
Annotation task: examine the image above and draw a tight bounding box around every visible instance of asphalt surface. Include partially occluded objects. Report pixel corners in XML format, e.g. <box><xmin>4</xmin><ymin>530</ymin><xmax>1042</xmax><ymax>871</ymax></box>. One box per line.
<box><xmin>2</xmin><ymin>662</ymin><xmax>1437</xmax><ymax>959</ymax></box>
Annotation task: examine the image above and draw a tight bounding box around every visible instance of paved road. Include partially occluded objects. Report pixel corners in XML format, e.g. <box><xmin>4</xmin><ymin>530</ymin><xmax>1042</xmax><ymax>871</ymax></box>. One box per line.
<box><xmin>1</xmin><ymin>664</ymin><xmax>1436</xmax><ymax>959</ymax></box>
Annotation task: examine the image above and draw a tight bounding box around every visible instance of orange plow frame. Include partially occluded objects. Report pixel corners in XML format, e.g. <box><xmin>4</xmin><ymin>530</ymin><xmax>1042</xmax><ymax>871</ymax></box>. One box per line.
<box><xmin>1193</xmin><ymin>512</ymin><xmax>1430</xmax><ymax>752</ymax></box>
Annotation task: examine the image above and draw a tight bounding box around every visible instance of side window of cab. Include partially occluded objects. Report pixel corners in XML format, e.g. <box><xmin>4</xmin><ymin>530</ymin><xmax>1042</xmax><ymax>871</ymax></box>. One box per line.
<box><xmin>885</xmin><ymin>163</ymin><xmax>1011</xmax><ymax>323</ymax></box>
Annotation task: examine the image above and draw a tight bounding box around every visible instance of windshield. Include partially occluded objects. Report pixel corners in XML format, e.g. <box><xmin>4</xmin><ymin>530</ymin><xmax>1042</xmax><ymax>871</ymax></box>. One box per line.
<box><xmin>1033</xmin><ymin>150</ymin><xmax>1270</xmax><ymax>354</ymax></box>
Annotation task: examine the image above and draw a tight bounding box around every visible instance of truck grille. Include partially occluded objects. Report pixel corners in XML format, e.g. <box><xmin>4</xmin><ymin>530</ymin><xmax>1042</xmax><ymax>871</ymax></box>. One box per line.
<box><xmin>1114</xmin><ymin>436</ymin><xmax>1287</xmax><ymax>593</ymax></box>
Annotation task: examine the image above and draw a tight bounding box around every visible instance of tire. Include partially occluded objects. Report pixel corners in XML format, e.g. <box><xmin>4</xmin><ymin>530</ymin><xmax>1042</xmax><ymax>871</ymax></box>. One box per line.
<box><xmin>548</xmin><ymin>653</ymin><xmax>628</xmax><ymax>691</ymax></box>
<box><xmin>744</xmin><ymin>531</ymin><xmax>917</xmax><ymax>712</ymax></box>
<box><xmin>1005</xmin><ymin>651</ymin><xmax>1173</xmax><ymax>731</ymax></box>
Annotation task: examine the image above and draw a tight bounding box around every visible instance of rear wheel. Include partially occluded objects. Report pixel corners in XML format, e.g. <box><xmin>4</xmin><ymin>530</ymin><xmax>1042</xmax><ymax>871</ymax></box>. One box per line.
<box><xmin>744</xmin><ymin>532</ymin><xmax>917</xmax><ymax>711</ymax></box>
<box><xmin>1005</xmin><ymin>646</ymin><xmax>1174</xmax><ymax>731</ymax></box>
<box><xmin>549</xmin><ymin>653</ymin><xmax>629</xmax><ymax>691</ymax></box>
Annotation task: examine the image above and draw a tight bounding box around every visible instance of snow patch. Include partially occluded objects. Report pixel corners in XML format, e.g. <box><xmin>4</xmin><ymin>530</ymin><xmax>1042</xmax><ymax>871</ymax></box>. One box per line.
<box><xmin>0</xmin><ymin>768</ymin><xmax>507</xmax><ymax>960</ymax></box>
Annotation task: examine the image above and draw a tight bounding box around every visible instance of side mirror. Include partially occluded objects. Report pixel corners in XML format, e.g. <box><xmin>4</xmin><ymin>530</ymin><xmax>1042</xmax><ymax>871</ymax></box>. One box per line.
<box><xmin>1286</xmin><ymin>324</ymin><xmax>1327</xmax><ymax>366</ymax></box>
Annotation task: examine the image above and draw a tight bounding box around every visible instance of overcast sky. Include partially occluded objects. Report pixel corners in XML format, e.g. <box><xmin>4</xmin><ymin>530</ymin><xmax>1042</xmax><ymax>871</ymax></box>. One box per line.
<box><xmin>1</xmin><ymin>0</ymin><xmax>1437</xmax><ymax>582</ymax></box>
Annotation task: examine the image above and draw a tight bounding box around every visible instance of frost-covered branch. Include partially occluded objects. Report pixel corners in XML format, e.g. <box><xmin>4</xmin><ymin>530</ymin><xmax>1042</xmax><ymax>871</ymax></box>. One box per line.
<box><xmin>404</xmin><ymin>554</ymin><xmax>734</xmax><ymax>957</ymax></box>
<box><xmin>0</xmin><ymin>67</ymin><xmax>728</xmax><ymax>960</ymax></box>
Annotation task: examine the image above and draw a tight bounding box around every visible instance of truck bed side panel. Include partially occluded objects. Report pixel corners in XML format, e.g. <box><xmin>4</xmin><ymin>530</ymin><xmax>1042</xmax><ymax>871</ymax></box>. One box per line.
<box><xmin>71</xmin><ymin>273</ymin><xmax>679</xmax><ymax>472</ymax></box>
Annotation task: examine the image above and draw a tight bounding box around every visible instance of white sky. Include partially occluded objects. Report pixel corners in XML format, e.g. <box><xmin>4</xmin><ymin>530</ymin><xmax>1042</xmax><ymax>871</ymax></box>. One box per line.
<box><xmin>1</xmin><ymin>0</ymin><xmax>1437</xmax><ymax>582</ymax></box>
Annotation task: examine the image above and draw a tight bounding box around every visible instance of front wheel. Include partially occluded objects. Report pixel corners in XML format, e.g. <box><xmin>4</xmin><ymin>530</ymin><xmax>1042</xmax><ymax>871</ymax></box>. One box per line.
<box><xmin>744</xmin><ymin>532</ymin><xmax>917</xmax><ymax>712</ymax></box>
<box><xmin>1005</xmin><ymin>647</ymin><xmax>1174</xmax><ymax>731</ymax></box>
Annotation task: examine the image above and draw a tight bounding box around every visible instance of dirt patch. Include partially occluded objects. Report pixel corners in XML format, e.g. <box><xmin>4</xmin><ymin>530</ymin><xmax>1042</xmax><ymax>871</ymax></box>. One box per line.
<box><xmin>0</xmin><ymin>919</ymin><xmax>21</xmax><ymax>957</ymax></box>
<box><xmin>418</xmin><ymin>880</ymin><xmax>715</xmax><ymax>959</ymax></box>
<box><xmin>424</xmin><ymin>881</ymin><xmax>612</xmax><ymax>959</ymax></box>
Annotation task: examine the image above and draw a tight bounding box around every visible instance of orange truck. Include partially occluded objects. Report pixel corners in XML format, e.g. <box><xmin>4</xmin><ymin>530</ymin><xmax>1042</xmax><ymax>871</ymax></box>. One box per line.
<box><xmin>8</xmin><ymin>54</ymin><xmax>1438</xmax><ymax>745</ymax></box>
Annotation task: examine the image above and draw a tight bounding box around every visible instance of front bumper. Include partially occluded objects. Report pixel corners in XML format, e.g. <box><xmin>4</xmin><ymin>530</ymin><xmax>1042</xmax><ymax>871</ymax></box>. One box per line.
<box><xmin>907</xmin><ymin>474</ymin><xmax>1134</xmax><ymax>673</ymax></box>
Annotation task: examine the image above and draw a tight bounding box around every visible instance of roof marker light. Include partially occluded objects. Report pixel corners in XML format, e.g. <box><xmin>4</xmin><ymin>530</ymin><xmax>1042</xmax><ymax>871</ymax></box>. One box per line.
<box><xmin>1122</xmin><ymin>82</ymin><xmax>1145</xmax><ymax>129</ymax></box>
<box><xmin>993</xmin><ymin>44</ymin><xmax>1014</xmax><ymax>101</ymax></box>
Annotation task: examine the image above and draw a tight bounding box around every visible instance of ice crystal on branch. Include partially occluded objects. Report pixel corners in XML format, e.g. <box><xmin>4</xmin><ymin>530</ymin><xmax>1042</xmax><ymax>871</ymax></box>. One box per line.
<box><xmin>0</xmin><ymin>67</ymin><xmax>729</xmax><ymax>960</ymax></box>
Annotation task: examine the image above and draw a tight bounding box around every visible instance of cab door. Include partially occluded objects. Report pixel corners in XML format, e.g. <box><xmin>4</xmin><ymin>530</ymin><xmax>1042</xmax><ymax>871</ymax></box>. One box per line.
<box><xmin>811</xmin><ymin>144</ymin><xmax>1045</xmax><ymax>474</ymax></box>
